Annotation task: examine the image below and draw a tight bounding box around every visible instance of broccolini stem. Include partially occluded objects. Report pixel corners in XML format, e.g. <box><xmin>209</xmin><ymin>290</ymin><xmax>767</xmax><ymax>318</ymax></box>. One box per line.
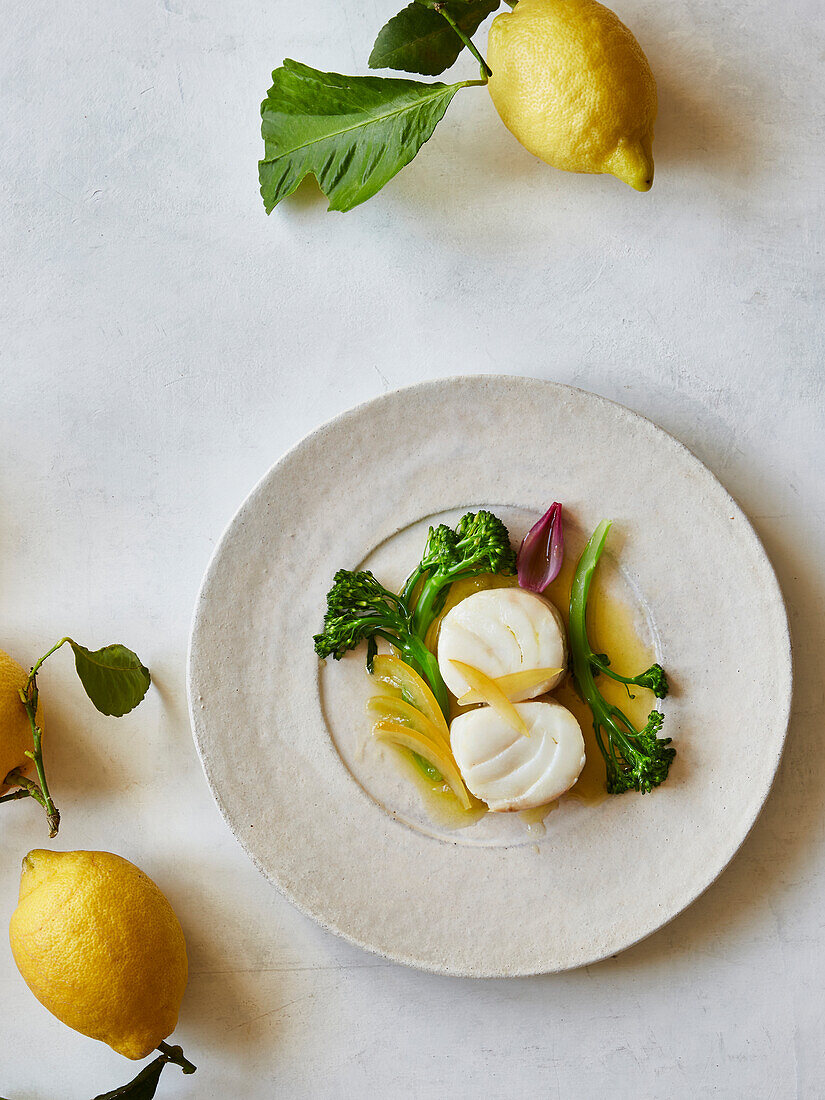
<box><xmin>411</xmin><ymin>569</ymin><xmax>480</xmax><ymax>639</ymax></box>
<box><xmin>400</xmin><ymin>563</ymin><xmax>427</xmax><ymax>609</ymax></box>
<box><xmin>568</xmin><ymin>521</ymin><xmax>640</xmax><ymax>771</ymax></box>
<box><xmin>569</xmin><ymin>520</ymin><xmax>674</xmax><ymax>794</ymax></box>
<box><xmin>589</xmin><ymin>656</ymin><xmax>644</xmax><ymax>690</ymax></box>
<box><xmin>410</xmin><ymin>579</ymin><xmax>444</xmax><ymax>638</ymax></box>
<box><xmin>568</xmin><ymin>521</ymin><xmax>612</xmax><ymax>700</ymax></box>
<box><xmin>402</xmin><ymin>635</ymin><xmax>451</xmax><ymax>720</ymax></box>
<box><xmin>569</xmin><ymin>523</ymin><xmax>643</xmax><ymax>764</ymax></box>
<box><xmin>590</xmin><ymin>654</ymin><xmax>668</xmax><ymax>699</ymax></box>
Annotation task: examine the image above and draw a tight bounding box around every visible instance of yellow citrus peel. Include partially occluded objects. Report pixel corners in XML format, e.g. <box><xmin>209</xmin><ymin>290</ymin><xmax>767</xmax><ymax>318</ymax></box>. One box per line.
<box><xmin>370</xmin><ymin>654</ymin><xmax>450</xmax><ymax>742</ymax></box>
<box><xmin>372</xmin><ymin>719</ymin><xmax>471</xmax><ymax>809</ymax></box>
<box><xmin>457</xmin><ymin>667</ymin><xmax>564</xmax><ymax>705</ymax></box>
<box><xmin>366</xmin><ymin>695</ymin><xmax>450</xmax><ymax>753</ymax></box>
<box><xmin>450</xmin><ymin>660</ymin><xmax>530</xmax><ymax>737</ymax></box>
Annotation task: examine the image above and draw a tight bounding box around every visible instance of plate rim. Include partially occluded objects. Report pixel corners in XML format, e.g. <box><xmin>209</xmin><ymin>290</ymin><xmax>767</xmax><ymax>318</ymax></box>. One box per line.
<box><xmin>187</xmin><ymin>375</ymin><xmax>793</xmax><ymax>977</ymax></box>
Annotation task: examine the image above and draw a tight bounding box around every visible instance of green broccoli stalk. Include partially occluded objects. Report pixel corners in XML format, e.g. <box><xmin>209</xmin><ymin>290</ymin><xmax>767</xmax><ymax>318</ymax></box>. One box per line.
<box><xmin>401</xmin><ymin>511</ymin><xmax>517</xmax><ymax>639</ymax></box>
<box><xmin>588</xmin><ymin>653</ymin><xmax>669</xmax><ymax>698</ymax></box>
<box><xmin>314</xmin><ymin>568</ymin><xmax>451</xmax><ymax>719</ymax></box>
<box><xmin>569</xmin><ymin>520</ymin><xmax>675</xmax><ymax>794</ymax></box>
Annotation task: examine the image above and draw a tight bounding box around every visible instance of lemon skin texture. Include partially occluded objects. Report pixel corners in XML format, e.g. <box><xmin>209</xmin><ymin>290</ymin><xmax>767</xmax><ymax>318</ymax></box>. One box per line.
<box><xmin>9</xmin><ymin>849</ymin><xmax>188</xmax><ymax>1060</ymax></box>
<box><xmin>0</xmin><ymin>649</ymin><xmax>40</xmax><ymax>790</ymax></box>
<box><xmin>487</xmin><ymin>0</ymin><xmax>657</xmax><ymax>191</ymax></box>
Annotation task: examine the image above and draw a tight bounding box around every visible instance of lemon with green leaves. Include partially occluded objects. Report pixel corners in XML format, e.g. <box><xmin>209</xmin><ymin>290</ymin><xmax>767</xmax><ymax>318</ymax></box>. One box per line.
<box><xmin>0</xmin><ymin>637</ymin><xmax>151</xmax><ymax>836</ymax></box>
<box><xmin>487</xmin><ymin>0</ymin><xmax>657</xmax><ymax>191</ymax></box>
<box><xmin>259</xmin><ymin>0</ymin><xmax>659</xmax><ymax>210</ymax></box>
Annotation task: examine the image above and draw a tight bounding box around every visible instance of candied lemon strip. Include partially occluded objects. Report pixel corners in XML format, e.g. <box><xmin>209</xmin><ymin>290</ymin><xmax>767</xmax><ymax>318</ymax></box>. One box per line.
<box><xmin>449</xmin><ymin>659</ymin><xmax>530</xmax><ymax>737</ymax></box>
<box><xmin>366</xmin><ymin>695</ymin><xmax>451</xmax><ymax>753</ymax></box>
<box><xmin>457</xmin><ymin>666</ymin><xmax>564</xmax><ymax>705</ymax></box>
<box><xmin>370</xmin><ymin>654</ymin><xmax>450</xmax><ymax>742</ymax></box>
<box><xmin>372</xmin><ymin>719</ymin><xmax>472</xmax><ymax>810</ymax></box>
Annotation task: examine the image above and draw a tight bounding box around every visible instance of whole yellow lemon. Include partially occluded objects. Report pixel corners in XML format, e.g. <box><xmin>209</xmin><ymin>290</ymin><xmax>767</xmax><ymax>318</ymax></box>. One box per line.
<box><xmin>487</xmin><ymin>0</ymin><xmax>657</xmax><ymax>191</ymax></box>
<box><xmin>0</xmin><ymin>649</ymin><xmax>38</xmax><ymax>790</ymax></box>
<box><xmin>9</xmin><ymin>849</ymin><xmax>188</xmax><ymax>1060</ymax></box>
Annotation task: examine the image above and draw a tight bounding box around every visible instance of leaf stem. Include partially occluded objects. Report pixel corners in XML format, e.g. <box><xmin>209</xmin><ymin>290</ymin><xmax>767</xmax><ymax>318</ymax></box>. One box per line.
<box><xmin>26</xmin><ymin>637</ymin><xmax>71</xmax><ymax>690</ymax></box>
<box><xmin>157</xmin><ymin>1041</ymin><xmax>197</xmax><ymax>1075</ymax></box>
<box><xmin>434</xmin><ymin>4</ymin><xmax>492</xmax><ymax>78</ymax></box>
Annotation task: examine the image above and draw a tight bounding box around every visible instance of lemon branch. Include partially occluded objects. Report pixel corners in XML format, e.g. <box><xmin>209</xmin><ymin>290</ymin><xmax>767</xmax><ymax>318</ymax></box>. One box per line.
<box><xmin>8</xmin><ymin>639</ymin><xmax>70</xmax><ymax>838</ymax></box>
<box><xmin>1</xmin><ymin>637</ymin><xmax>150</xmax><ymax>837</ymax></box>
<box><xmin>0</xmin><ymin>784</ymin><xmax>35</xmax><ymax>805</ymax></box>
<box><xmin>157</xmin><ymin>1041</ymin><xmax>197</xmax><ymax>1074</ymax></box>
<box><xmin>19</xmin><ymin>684</ymin><xmax>60</xmax><ymax>837</ymax></box>
<box><xmin>2</xmin><ymin>771</ymin><xmax>47</xmax><ymax>806</ymax></box>
<box><xmin>20</xmin><ymin>638</ymin><xmax>74</xmax><ymax>836</ymax></box>
<box><xmin>0</xmin><ymin>643</ymin><xmax>64</xmax><ymax>836</ymax></box>
<box><xmin>94</xmin><ymin>1043</ymin><xmax>196</xmax><ymax>1098</ymax></box>
<box><xmin>432</xmin><ymin>3</ymin><xmax>492</xmax><ymax>78</ymax></box>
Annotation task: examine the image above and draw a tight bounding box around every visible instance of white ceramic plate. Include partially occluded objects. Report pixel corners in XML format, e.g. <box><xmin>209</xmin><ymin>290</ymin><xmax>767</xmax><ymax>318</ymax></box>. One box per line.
<box><xmin>188</xmin><ymin>377</ymin><xmax>791</xmax><ymax>976</ymax></box>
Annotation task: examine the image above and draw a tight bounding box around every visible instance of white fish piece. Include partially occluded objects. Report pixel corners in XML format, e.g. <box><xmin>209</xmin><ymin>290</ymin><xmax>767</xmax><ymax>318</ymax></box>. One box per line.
<box><xmin>450</xmin><ymin>701</ymin><xmax>585</xmax><ymax>812</ymax></box>
<box><xmin>437</xmin><ymin>588</ymin><xmax>567</xmax><ymax>701</ymax></box>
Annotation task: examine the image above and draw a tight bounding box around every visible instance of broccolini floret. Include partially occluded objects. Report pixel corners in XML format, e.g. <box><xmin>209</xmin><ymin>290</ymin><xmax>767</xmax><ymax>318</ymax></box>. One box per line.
<box><xmin>400</xmin><ymin>510</ymin><xmax>517</xmax><ymax>638</ymax></box>
<box><xmin>569</xmin><ymin>521</ymin><xmax>675</xmax><ymax>795</ymax></box>
<box><xmin>313</xmin><ymin>568</ymin><xmax>451</xmax><ymax>718</ymax></box>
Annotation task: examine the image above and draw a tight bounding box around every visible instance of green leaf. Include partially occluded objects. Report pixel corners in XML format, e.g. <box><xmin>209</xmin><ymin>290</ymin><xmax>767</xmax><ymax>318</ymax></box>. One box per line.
<box><xmin>69</xmin><ymin>641</ymin><xmax>151</xmax><ymax>717</ymax></box>
<box><xmin>92</xmin><ymin>1056</ymin><xmax>166</xmax><ymax>1100</ymax></box>
<box><xmin>259</xmin><ymin>60</ymin><xmax>474</xmax><ymax>213</ymax></box>
<box><xmin>369</xmin><ymin>0</ymin><xmax>501</xmax><ymax>76</ymax></box>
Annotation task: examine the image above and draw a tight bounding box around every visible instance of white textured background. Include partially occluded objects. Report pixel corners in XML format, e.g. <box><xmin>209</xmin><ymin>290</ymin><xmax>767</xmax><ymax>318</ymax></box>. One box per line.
<box><xmin>1</xmin><ymin>0</ymin><xmax>823</xmax><ymax>1096</ymax></box>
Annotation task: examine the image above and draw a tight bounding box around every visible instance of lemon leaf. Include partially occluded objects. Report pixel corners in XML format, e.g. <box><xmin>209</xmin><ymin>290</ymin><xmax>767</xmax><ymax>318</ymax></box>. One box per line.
<box><xmin>260</xmin><ymin>61</ymin><xmax>474</xmax><ymax>213</ymax></box>
<box><xmin>369</xmin><ymin>0</ymin><xmax>500</xmax><ymax>77</ymax></box>
<box><xmin>92</xmin><ymin>1056</ymin><xmax>166</xmax><ymax>1100</ymax></box>
<box><xmin>69</xmin><ymin>642</ymin><xmax>151</xmax><ymax>717</ymax></box>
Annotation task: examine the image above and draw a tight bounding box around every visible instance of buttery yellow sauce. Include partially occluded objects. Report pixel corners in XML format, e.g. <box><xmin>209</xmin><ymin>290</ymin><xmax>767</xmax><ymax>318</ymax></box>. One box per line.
<box><xmin>519</xmin><ymin>801</ymin><xmax>558</xmax><ymax>836</ymax></box>
<box><xmin>408</xmin><ymin>558</ymin><xmax>658</xmax><ymax>830</ymax></box>
<box><xmin>393</xmin><ymin>748</ymin><xmax>489</xmax><ymax>830</ymax></box>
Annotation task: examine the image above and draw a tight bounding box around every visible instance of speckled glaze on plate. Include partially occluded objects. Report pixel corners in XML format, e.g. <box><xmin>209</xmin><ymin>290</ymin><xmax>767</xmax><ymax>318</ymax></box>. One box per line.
<box><xmin>187</xmin><ymin>377</ymin><xmax>792</xmax><ymax>977</ymax></box>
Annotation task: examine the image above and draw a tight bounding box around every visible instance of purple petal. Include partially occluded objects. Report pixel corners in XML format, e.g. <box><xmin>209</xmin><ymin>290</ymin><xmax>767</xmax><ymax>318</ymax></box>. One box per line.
<box><xmin>517</xmin><ymin>503</ymin><xmax>564</xmax><ymax>592</ymax></box>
